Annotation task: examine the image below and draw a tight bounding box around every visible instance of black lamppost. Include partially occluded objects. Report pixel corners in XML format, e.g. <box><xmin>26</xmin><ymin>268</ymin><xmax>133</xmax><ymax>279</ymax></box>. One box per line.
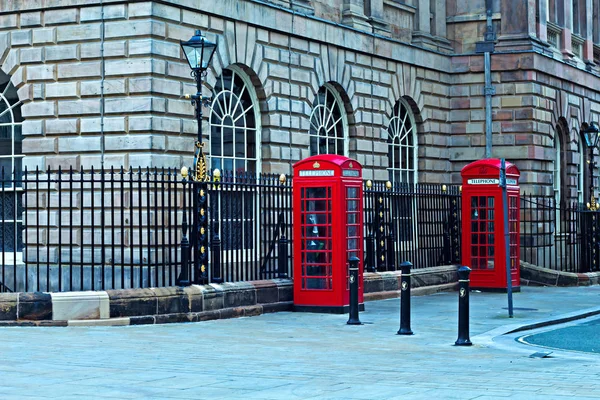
<box><xmin>180</xmin><ymin>30</ymin><xmax>217</xmax><ymax>284</ymax></box>
<box><xmin>583</xmin><ymin>122</ymin><xmax>600</xmax><ymax>209</ymax></box>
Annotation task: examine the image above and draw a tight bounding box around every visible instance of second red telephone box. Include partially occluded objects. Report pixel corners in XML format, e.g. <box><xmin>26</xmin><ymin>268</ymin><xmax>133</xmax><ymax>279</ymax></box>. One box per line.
<box><xmin>461</xmin><ymin>158</ymin><xmax>521</xmax><ymax>291</ymax></box>
<box><xmin>293</xmin><ymin>155</ymin><xmax>364</xmax><ymax>313</ymax></box>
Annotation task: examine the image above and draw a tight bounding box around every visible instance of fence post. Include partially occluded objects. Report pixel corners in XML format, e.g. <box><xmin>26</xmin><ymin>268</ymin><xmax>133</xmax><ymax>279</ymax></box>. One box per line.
<box><xmin>385</xmin><ymin>181</ymin><xmax>396</xmax><ymax>271</ymax></box>
<box><xmin>211</xmin><ymin>169</ymin><xmax>222</xmax><ymax>283</ymax></box>
<box><xmin>278</xmin><ymin>174</ymin><xmax>289</xmax><ymax>279</ymax></box>
<box><xmin>397</xmin><ymin>261</ymin><xmax>413</xmax><ymax>335</ymax></box>
<box><xmin>455</xmin><ymin>266</ymin><xmax>472</xmax><ymax>346</ymax></box>
<box><xmin>450</xmin><ymin>189</ymin><xmax>461</xmax><ymax>264</ymax></box>
<box><xmin>177</xmin><ymin>168</ymin><xmax>191</xmax><ymax>286</ymax></box>
<box><xmin>347</xmin><ymin>256</ymin><xmax>361</xmax><ymax>325</ymax></box>
<box><xmin>365</xmin><ymin>180</ymin><xmax>376</xmax><ymax>273</ymax></box>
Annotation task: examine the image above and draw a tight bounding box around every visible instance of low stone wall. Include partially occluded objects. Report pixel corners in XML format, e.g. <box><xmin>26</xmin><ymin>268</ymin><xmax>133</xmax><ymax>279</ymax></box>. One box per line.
<box><xmin>0</xmin><ymin>279</ymin><xmax>293</xmax><ymax>326</ymax></box>
<box><xmin>363</xmin><ymin>265</ymin><xmax>459</xmax><ymax>301</ymax></box>
<box><xmin>521</xmin><ymin>262</ymin><xmax>600</xmax><ymax>287</ymax></box>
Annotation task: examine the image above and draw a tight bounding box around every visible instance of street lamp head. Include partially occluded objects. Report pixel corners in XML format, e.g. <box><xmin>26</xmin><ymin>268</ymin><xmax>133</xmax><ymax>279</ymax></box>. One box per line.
<box><xmin>583</xmin><ymin>122</ymin><xmax>600</xmax><ymax>148</ymax></box>
<box><xmin>180</xmin><ymin>30</ymin><xmax>217</xmax><ymax>73</ymax></box>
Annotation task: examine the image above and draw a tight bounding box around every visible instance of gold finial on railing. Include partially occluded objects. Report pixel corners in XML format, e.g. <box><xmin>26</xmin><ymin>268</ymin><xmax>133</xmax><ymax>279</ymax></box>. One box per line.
<box><xmin>366</xmin><ymin>179</ymin><xmax>372</xmax><ymax>189</ymax></box>
<box><xmin>279</xmin><ymin>173</ymin><xmax>286</xmax><ymax>184</ymax></box>
<box><xmin>213</xmin><ymin>168</ymin><xmax>221</xmax><ymax>182</ymax></box>
<box><xmin>181</xmin><ymin>166</ymin><xmax>189</xmax><ymax>179</ymax></box>
<box><xmin>386</xmin><ymin>181</ymin><xmax>392</xmax><ymax>189</ymax></box>
<box><xmin>459</xmin><ymin>185</ymin><xmax>463</xmax><ymax>193</ymax></box>
<box><xmin>442</xmin><ymin>184</ymin><xmax>447</xmax><ymax>192</ymax></box>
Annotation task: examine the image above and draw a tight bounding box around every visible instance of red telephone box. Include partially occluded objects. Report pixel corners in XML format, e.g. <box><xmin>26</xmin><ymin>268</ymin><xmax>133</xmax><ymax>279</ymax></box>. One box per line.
<box><xmin>461</xmin><ymin>159</ymin><xmax>521</xmax><ymax>291</ymax></box>
<box><xmin>293</xmin><ymin>154</ymin><xmax>364</xmax><ymax>313</ymax></box>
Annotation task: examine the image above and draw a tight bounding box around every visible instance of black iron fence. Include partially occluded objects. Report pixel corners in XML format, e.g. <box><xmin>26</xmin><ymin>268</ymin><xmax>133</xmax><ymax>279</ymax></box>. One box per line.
<box><xmin>363</xmin><ymin>181</ymin><xmax>462</xmax><ymax>271</ymax></box>
<box><xmin>0</xmin><ymin>167</ymin><xmax>294</xmax><ymax>293</ymax></box>
<box><xmin>2</xmin><ymin>167</ymin><xmax>466</xmax><ymax>293</ymax></box>
<box><xmin>520</xmin><ymin>194</ymin><xmax>600</xmax><ymax>273</ymax></box>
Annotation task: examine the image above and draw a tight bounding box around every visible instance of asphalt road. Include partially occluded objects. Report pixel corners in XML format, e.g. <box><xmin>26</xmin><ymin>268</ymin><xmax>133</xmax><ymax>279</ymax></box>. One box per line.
<box><xmin>519</xmin><ymin>315</ymin><xmax>600</xmax><ymax>354</ymax></box>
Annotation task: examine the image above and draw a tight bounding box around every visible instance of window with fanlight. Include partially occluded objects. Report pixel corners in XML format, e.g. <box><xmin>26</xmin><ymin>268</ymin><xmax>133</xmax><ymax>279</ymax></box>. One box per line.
<box><xmin>387</xmin><ymin>98</ymin><xmax>417</xmax><ymax>185</ymax></box>
<box><xmin>308</xmin><ymin>85</ymin><xmax>348</xmax><ymax>156</ymax></box>
<box><xmin>208</xmin><ymin>67</ymin><xmax>261</xmax><ymax>267</ymax></box>
<box><xmin>209</xmin><ymin>67</ymin><xmax>260</xmax><ymax>174</ymax></box>
<box><xmin>0</xmin><ymin>72</ymin><xmax>24</xmax><ymax>254</ymax></box>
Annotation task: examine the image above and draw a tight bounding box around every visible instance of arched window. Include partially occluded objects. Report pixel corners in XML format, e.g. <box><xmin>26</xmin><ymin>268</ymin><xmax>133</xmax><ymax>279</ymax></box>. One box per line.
<box><xmin>0</xmin><ymin>73</ymin><xmax>23</xmax><ymax>253</ymax></box>
<box><xmin>309</xmin><ymin>84</ymin><xmax>347</xmax><ymax>156</ymax></box>
<box><xmin>553</xmin><ymin>130</ymin><xmax>561</xmax><ymax>206</ymax></box>
<box><xmin>387</xmin><ymin>98</ymin><xmax>417</xmax><ymax>184</ymax></box>
<box><xmin>0</xmin><ymin>75</ymin><xmax>23</xmax><ymax>180</ymax></box>
<box><xmin>209</xmin><ymin>67</ymin><xmax>260</xmax><ymax>173</ymax></box>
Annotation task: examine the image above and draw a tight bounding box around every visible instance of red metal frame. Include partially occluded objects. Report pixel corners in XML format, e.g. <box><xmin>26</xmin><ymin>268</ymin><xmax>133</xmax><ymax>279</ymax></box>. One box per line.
<box><xmin>461</xmin><ymin>159</ymin><xmax>520</xmax><ymax>290</ymax></box>
<box><xmin>293</xmin><ymin>155</ymin><xmax>363</xmax><ymax>312</ymax></box>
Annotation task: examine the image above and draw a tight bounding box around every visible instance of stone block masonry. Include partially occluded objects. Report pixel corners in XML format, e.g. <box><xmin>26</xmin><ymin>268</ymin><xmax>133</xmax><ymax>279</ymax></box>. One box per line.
<box><xmin>0</xmin><ymin>0</ymin><xmax>455</xmax><ymax>182</ymax></box>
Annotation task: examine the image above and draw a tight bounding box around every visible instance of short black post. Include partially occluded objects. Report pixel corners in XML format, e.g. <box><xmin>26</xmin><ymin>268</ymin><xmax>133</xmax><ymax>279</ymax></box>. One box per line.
<box><xmin>397</xmin><ymin>261</ymin><xmax>413</xmax><ymax>335</ymax></box>
<box><xmin>455</xmin><ymin>266</ymin><xmax>472</xmax><ymax>346</ymax></box>
<box><xmin>278</xmin><ymin>235</ymin><xmax>289</xmax><ymax>278</ymax></box>
<box><xmin>347</xmin><ymin>256</ymin><xmax>361</xmax><ymax>325</ymax></box>
<box><xmin>366</xmin><ymin>233</ymin><xmax>376</xmax><ymax>273</ymax></box>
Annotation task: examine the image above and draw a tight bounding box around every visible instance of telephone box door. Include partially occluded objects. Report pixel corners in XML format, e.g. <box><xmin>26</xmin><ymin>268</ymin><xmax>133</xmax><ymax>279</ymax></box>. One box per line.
<box><xmin>295</xmin><ymin>183</ymin><xmax>336</xmax><ymax>306</ymax></box>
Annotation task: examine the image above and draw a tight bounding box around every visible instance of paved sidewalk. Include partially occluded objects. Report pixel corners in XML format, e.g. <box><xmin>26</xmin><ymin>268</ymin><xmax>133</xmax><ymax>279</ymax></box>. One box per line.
<box><xmin>1</xmin><ymin>286</ymin><xmax>600</xmax><ymax>399</ymax></box>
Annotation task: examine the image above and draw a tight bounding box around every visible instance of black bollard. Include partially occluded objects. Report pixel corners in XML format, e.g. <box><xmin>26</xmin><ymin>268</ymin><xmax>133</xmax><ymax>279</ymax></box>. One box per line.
<box><xmin>347</xmin><ymin>257</ymin><xmax>362</xmax><ymax>325</ymax></box>
<box><xmin>277</xmin><ymin>235</ymin><xmax>289</xmax><ymax>279</ymax></box>
<box><xmin>397</xmin><ymin>261</ymin><xmax>413</xmax><ymax>335</ymax></box>
<box><xmin>455</xmin><ymin>266</ymin><xmax>472</xmax><ymax>346</ymax></box>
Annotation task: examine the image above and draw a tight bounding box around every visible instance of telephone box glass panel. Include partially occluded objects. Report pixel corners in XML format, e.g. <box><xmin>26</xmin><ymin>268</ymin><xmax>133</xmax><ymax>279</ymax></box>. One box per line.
<box><xmin>300</xmin><ymin>187</ymin><xmax>333</xmax><ymax>290</ymax></box>
<box><xmin>470</xmin><ymin>195</ymin><xmax>495</xmax><ymax>270</ymax></box>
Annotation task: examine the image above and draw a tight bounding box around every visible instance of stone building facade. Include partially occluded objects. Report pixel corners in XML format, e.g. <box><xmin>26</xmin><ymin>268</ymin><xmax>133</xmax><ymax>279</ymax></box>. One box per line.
<box><xmin>1</xmin><ymin>0</ymin><xmax>600</xmax><ymax>199</ymax></box>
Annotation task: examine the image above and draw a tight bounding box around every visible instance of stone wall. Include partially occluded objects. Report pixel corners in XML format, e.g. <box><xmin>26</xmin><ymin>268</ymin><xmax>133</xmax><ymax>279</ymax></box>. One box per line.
<box><xmin>0</xmin><ymin>0</ymin><xmax>453</xmax><ymax>182</ymax></box>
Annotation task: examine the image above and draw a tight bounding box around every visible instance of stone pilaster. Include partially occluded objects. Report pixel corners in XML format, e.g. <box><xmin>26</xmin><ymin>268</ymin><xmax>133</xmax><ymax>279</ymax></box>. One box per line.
<box><xmin>341</xmin><ymin>0</ymin><xmax>372</xmax><ymax>32</ymax></box>
<box><xmin>583</xmin><ymin>0</ymin><xmax>594</xmax><ymax>66</ymax></box>
<box><xmin>560</xmin><ymin>0</ymin><xmax>575</xmax><ymax>60</ymax></box>
<box><xmin>412</xmin><ymin>0</ymin><xmax>434</xmax><ymax>48</ymax></box>
<box><xmin>537</xmin><ymin>0</ymin><xmax>548</xmax><ymax>44</ymax></box>
<box><xmin>365</xmin><ymin>0</ymin><xmax>390</xmax><ymax>36</ymax></box>
<box><xmin>496</xmin><ymin>0</ymin><xmax>540</xmax><ymax>51</ymax></box>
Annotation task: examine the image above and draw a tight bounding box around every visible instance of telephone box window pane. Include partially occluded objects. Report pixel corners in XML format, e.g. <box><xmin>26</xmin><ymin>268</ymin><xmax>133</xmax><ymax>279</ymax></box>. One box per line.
<box><xmin>347</xmin><ymin>200</ymin><xmax>358</xmax><ymax>211</ymax></box>
<box><xmin>487</xmin><ymin>197</ymin><xmax>494</xmax><ymax>207</ymax></box>
<box><xmin>488</xmin><ymin>210</ymin><xmax>494</xmax><ymax>219</ymax></box>
<box><xmin>348</xmin><ymin>213</ymin><xmax>357</xmax><ymax>224</ymax></box>
<box><xmin>471</xmin><ymin>197</ymin><xmax>478</xmax><ymax>208</ymax></box>
<box><xmin>347</xmin><ymin>238</ymin><xmax>358</xmax><ymax>250</ymax></box>
<box><xmin>472</xmin><ymin>234</ymin><xmax>478</xmax><ymax>244</ymax></box>
<box><xmin>347</xmin><ymin>187</ymin><xmax>358</xmax><ymax>198</ymax></box>
<box><xmin>479</xmin><ymin>197</ymin><xmax>486</xmax><ymax>207</ymax></box>
<box><xmin>347</xmin><ymin>226</ymin><xmax>357</xmax><ymax>236</ymax></box>
<box><xmin>487</xmin><ymin>222</ymin><xmax>494</xmax><ymax>232</ymax></box>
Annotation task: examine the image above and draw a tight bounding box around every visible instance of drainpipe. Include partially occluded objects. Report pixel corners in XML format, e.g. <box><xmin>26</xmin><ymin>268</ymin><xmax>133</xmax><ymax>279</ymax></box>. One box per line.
<box><xmin>99</xmin><ymin>0</ymin><xmax>106</xmax><ymax>167</ymax></box>
<box><xmin>476</xmin><ymin>0</ymin><xmax>496</xmax><ymax>159</ymax></box>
